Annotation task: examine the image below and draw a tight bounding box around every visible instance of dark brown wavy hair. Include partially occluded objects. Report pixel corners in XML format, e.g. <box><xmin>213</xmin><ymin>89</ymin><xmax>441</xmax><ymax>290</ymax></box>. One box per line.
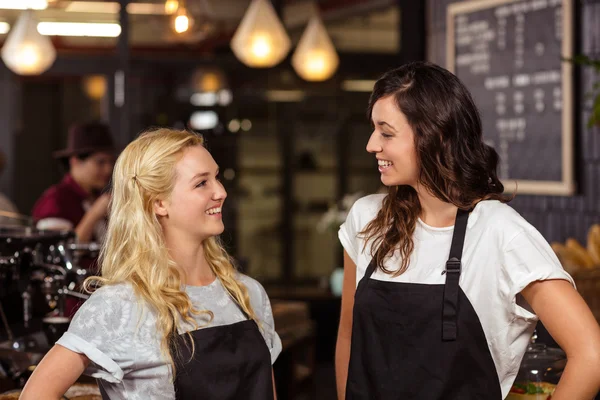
<box><xmin>362</xmin><ymin>61</ymin><xmax>512</xmax><ymax>276</ymax></box>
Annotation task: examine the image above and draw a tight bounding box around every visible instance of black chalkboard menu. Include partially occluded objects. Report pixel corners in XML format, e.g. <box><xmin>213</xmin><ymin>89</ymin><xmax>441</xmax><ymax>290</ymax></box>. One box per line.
<box><xmin>447</xmin><ymin>0</ymin><xmax>575</xmax><ymax>195</ymax></box>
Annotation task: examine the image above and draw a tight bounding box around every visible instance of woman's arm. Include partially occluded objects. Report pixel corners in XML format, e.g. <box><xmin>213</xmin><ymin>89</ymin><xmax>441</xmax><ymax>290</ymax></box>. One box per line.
<box><xmin>75</xmin><ymin>193</ymin><xmax>110</xmax><ymax>243</ymax></box>
<box><xmin>20</xmin><ymin>344</ymin><xmax>90</xmax><ymax>400</ymax></box>
<box><xmin>335</xmin><ymin>250</ymin><xmax>357</xmax><ymax>400</ymax></box>
<box><xmin>522</xmin><ymin>279</ymin><xmax>600</xmax><ymax>400</ymax></box>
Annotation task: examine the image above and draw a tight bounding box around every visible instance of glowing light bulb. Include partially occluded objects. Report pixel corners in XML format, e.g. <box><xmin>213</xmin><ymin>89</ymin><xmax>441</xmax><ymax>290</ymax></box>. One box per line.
<box><xmin>305</xmin><ymin>50</ymin><xmax>327</xmax><ymax>75</ymax></box>
<box><xmin>249</xmin><ymin>34</ymin><xmax>272</xmax><ymax>60</ymax></box>
<box><xmin>17</xmin><ymin>44</ymin><xmax>40</xmax><ymax>69</ymax></box>
<box><xmin>230</xmin><ymin>0</ymin><xmax>290</xmax><ymax>68</ymax></box>
<box><xmin>1</xmin><ymin>10</ymin><xmax>56</xmax><ymax>75</ymax></box>
<box><xmin>172</xmin><ymin>6</ymin><xmax>193</xmax><ymax>34</ymax></box>
<box><xmin>165</xmin><ymin>0</ymin><xmax>179</xmax><ymax>15</ymax></box>
<box><xmin>174</xmin><ymin>14</ymin><xmax>189</xmax><ymax>33</ymax></box>
<box><xmin>291</xmin><ymin>15</ymin><xmax>339</xmax><ymax>81</ymax></box>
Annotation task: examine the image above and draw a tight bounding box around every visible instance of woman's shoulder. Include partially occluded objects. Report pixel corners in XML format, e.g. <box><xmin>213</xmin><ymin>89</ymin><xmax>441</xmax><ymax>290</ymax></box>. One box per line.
<box><xmin>77</xmin><ymin>282</ymin><xmax>140</xmax><ymax>317</ymax></box>
<box><xmin>475</xmin><ymin>200</ymin><xmax>526</xmax><ymax>223</ymax></box>
<box><xmin>233</xmin><ymin>274</ymin><xmax>277</xmax><ymax>323</ymax></box>
<box><xmin>68</xmin><ymin>282</ymin><xmax>144</xmax><ymax>337</ymax></box>
<box><xmin>346</xmin><ymin>193</ymin><xmax>387</xmax><ymax>226</ymax></box>
<box><xmin>236</xmin><ymin>273</ymin><xmax>268</xmax><ymax>300</ymax></box>
<box><xmin>87</xmin><ymin>281</ymin><xmax>136</xmax><ymax>304</ymax></box>
<box><xmin>236</xmin><ymin>273</ymin><xmax>274</xmax><ymax>313</ymax></box>
<box><xmin>352</xmin><ymin>193</ymin><xmax>387</xmax><ymax>213</ymax></box>
<box><xmin>473</xmin><ymin>199</ymin><xmax>536</xmax><ymax>242</ymax></box>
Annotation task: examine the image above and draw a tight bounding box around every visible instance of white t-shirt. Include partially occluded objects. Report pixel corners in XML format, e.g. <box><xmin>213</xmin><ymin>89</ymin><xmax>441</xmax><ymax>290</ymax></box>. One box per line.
<box><xmin>338</xmin><ymin>194</ymin><xmax>573</xmax><ymax>399</ymax></box>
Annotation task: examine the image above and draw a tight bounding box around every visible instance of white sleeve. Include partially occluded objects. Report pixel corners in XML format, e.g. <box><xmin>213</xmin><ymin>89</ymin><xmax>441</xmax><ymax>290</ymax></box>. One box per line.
<box><xmin>338</xmin><ymin>201</ymin><xmax>362</xmax><ymax>265</ymax></box>
<box><xmin>250</xmin><ymin>281</ymin><xmax>282</xmax><ymax>365</ymax></box>
<box><xmin>56</xmin><ymin>287</ymin><xmax>136</xmax><ymax>382</ymax></box>
<box><xmin>500</xmin><ymin>227</ymin><xmax>575</xmax><ymax>320</ymax></box>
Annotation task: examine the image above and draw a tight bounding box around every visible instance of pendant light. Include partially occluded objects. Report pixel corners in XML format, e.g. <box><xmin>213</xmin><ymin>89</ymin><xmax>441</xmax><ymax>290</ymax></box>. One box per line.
<box><xmin>172</xmin><ymin>0</ymin><xmax>192</xmax><ymax>34</ymax></box>
<box><xmin>292</xmin><ymin>14</ymin><xmax>338</xmax><ymax>81</ymax></box>
<box><xmin>1</xmin><ymin>9</ymin><xmax>56</xmax><ymax>75</ymax></box>
<box><xmin>165</xmin><ymin>0</ymin><xmax>179</xmax><ymax>15</ymax></box>
<box><xmin>230</xmin><ymin>0</ymin><xmax>291</xmax><ymax>68</ymax></box>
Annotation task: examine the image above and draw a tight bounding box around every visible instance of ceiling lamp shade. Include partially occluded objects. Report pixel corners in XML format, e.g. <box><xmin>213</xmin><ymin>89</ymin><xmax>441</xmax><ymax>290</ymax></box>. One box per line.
<box><xmin>1</xmin><ymin>10</ymin><xmax>56</xmax><ymax>75</ymax></box>
<box><xmin>173</xmin><ymin>6</ymin><xmax>193</xmax><ymax>33</ymax></box>
<box><xmin>230</xmin><ymin>0</ymin><xmax>291</xmax><ymax>68</ymax></box>
<box><xmin>292</xmin><ymin>14</ymin><xmax>339</xmax><ymax>81</ymax></box>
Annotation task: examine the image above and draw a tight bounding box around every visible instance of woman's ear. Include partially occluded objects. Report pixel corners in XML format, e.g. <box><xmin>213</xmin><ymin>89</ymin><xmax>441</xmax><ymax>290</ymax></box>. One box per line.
<box><xmin>153</xmin><ymin>198</ymin><xmax>169</xmax><ymax>217</ymax></box>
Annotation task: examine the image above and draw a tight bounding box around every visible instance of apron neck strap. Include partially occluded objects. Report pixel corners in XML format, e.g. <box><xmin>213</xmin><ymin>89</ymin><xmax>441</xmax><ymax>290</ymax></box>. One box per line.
<box><xmin>364</xmin><ymin>259</ymin><xmax>377</xmax><ymax>280</ymax></box>
<box><xmin>442</xmin><ymin>207</ymin><xmax>471</xmax><ymax>341</ymax></box>
<box><xmin>447</xmin><ymin>208</ymin><xmax>470</xmax><ymax>263</ymax></box>
<box><xmin>364</xmin><ymin>208</ymin><xmax>471</xmax><ymax>279</ymax></box>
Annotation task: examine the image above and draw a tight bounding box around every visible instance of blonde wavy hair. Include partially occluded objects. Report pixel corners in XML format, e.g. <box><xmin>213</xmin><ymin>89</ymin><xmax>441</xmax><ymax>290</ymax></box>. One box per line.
<box><xmin>84</xmin><ymin>128</ymin><xmax>258</xmax><ymax>373</ymax></box>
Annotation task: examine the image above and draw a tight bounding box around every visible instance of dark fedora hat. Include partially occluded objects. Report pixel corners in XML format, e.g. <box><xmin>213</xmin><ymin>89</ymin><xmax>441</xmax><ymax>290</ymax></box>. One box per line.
<box><xmin>53</xmin><ymin>122</ymin><xmax>115</xmax><ymax>159</ymax></box>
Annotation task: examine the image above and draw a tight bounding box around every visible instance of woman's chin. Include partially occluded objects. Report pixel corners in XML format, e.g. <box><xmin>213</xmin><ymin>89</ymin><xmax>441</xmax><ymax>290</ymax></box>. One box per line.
<box><xmin>197</xmin><ymin>226</ymin><xmax>225</xmax><ymax>241</ymax></box>
<box><xmin>380</xmin><ymin>174</ymin><xmax>403</xmax><ymax>187</ymax></box>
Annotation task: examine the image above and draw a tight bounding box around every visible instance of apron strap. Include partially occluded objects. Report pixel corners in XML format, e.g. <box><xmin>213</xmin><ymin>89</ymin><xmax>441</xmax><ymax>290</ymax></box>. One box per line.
<box><xmin>355</xmin><ymin>259</ymin><xmax>377</xmax><ymax>298</ymax></box>
<box><xmin>364</xmin><ymin>260</ymin><xmax>377</xmax><ymax>280</ymax></box>
<box><xmin>230</xmin><ymin>293</ymin><xmax>251</xmax><ymax>321</ymax></box>
<box><xmin>442</xmin><ymin>208</ymin><xmax>471</xmax><ymax>341</ymax></box>
<box><xmin>220</xmin><ymin>278</ymin><xmax>252</xmax><ymax>321</ymax></box>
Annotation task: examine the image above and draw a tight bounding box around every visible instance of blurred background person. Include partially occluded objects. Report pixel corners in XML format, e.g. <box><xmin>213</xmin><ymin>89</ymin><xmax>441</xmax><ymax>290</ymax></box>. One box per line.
<box><xmin>32</xmin><ymin>121</ymin><xmax>115</xmax><ymax>243</ymax></box>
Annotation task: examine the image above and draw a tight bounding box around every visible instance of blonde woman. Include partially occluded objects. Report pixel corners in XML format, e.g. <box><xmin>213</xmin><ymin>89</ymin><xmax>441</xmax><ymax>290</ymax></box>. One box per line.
<box><xmin>21</xmin><ymin>128</ymin><xmax>282</xmax><ymax>400</ymax></box>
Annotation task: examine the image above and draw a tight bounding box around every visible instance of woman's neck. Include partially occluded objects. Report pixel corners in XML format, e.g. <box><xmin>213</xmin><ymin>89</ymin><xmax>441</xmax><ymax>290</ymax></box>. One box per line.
<box><xmin>163</xmin><ymin>233</ymin><xmax>215</xmax><ymax>286</ymax></box>
<box><xmin>416</xmin><ymin>186</ymin><xmax>458</xmax><ymax>228</ymax></box>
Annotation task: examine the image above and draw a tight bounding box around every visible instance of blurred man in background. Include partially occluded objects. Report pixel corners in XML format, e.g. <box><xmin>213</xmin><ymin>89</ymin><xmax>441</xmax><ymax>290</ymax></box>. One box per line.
<box><xmin>32</xmin><ymin>121</ymin><xmax>115</xmax><ymax>243</ymax></box>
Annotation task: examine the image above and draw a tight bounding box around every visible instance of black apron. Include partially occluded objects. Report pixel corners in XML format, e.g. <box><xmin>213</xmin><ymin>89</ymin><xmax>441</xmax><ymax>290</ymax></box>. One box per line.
<box><xmin>346</xmin><ymin>208</ymin><xmax>503</xmax><ymax>400</ymax></box>
<box><xmin>171</xmin><ymin>301</ymin><xmax>273</xmax><ymax>400</ymax></box>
